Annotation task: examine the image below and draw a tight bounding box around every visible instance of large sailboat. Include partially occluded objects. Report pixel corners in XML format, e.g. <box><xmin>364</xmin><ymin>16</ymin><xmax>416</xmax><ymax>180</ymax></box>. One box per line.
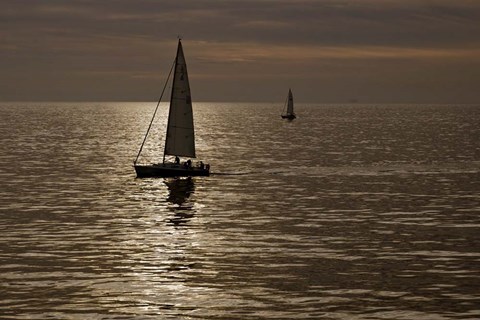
<box><xmin>281</xmin><ymin>88</ymin><xmax>296</xmax><ymax>120</ymax></box>
<box><xmin>134</xmin><ymin>39</ymin><xmax>210</xmax><ymax>178</ymax></box>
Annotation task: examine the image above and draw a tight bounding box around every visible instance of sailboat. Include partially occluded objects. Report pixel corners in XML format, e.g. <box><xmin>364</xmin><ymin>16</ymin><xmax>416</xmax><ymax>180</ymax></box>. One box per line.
<box><xmin>134</xmin><ymin>39</ymin><xmax>210</xmax><ymax>178</ymax></box>
<box><xmin>281</xmin><ymin>88</ymin><xmax>296</xmax><ymax>119</ymax></box>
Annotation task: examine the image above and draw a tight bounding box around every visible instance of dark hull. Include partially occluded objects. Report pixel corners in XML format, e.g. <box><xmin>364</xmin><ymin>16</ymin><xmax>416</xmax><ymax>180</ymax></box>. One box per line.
<box><xmin>281</xmin><ymin>114</ymin><xmax>296</xmax><ymax>119</ymax></box>
<box><xmin>134</xmin><ymin>163</ymin><xmax>209</xmax><ymax>178</ymax></box>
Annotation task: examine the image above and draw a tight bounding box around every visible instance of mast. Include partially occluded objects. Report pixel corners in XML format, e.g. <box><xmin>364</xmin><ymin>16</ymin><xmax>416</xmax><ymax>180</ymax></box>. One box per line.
<box><xmin>163</xmin><ymin>39</ymin><xmax>196</xmax><ymax>161</ymax></box>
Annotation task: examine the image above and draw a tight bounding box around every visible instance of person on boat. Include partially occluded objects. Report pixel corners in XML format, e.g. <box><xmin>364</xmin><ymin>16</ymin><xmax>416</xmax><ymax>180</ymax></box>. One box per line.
<box><xmin>186</xmin><ymin>159</ymin><xmax>192</xmax><ymax>169</ymax></box>
<box><xmin>175</xmin><ymin>156</ymin><xmax>180</xmax><ymax>164</ymax></box>
<box><xmin>199</xmin><ymin>161</ymin><xmax>204</xmax><ymax>170</ymax></box>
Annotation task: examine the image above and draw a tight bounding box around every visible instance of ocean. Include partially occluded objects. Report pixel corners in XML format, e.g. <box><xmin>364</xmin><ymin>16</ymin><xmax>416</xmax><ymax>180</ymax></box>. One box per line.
<box><xmin>0</xmin><ymin>102</ymin><xmax>479</xmax><ymax>319</ymax></box>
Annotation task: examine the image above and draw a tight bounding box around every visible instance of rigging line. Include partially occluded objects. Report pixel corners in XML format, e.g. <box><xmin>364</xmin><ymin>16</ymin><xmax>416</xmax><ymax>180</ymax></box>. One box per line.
<box><xmin>282</xmin><ymin>92</ymin><xmax>289</xmax><ymax>114</ymax></box>
<box><xmin>134</xmin><ymin>59</ymin><xmax>176</xmax><ymax>165</ymax></box>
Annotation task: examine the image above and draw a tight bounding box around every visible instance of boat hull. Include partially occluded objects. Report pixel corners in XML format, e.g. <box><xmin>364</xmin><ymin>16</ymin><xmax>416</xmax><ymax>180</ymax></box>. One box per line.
<box><xmin>134</xmin><ymin>163</ymin><xmax>210</xmax><ymax>178</ymax></box>
<box><xmin>281</xmin><ymin>114</ymin><xmax>296</xmax><ymax>119</ymax></box>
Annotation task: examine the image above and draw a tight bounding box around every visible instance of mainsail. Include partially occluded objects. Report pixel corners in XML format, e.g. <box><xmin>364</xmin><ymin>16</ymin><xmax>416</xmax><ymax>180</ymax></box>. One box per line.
<box><xmin>287</xmin><ymin>89</ymin><xmax>294</xmax><ymax>115</ymax></box>
<box><xmin>164</xmin><ymin>40</ymin><xmax>196</xmax><ymax>158</ymax></box>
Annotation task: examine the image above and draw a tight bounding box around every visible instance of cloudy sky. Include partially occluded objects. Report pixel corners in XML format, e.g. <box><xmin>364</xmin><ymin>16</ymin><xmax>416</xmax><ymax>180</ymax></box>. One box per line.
<box><xmin>1</xmin><ymin>0</ymin><xmax>479</xmax><ymax>103</ymax></box>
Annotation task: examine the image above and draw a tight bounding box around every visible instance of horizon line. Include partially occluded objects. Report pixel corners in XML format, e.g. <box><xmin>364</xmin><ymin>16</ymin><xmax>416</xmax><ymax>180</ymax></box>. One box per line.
<box><xmin>1</xmin><ymin>100</ymin><xmax>479</xmax><ymax>105</ymax></box>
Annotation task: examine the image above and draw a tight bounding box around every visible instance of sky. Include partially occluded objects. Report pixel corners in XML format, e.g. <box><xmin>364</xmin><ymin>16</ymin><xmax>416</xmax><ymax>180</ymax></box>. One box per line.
<box><xmin>1</xmin><ymin>0</ymin><xmax>479</xmax><ymax>103</ymax></box>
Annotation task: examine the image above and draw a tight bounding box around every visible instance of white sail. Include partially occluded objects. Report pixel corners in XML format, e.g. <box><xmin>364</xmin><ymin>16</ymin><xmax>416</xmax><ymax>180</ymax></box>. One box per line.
<box><xmin>164</xmin><ymin>40</ymin><xmax>196</xmax><ymax>158</ymax></box>
<box><xmin>287</xmin><ymin>89</ymin><xmax>294</xmax><ymax>115</ymax></box>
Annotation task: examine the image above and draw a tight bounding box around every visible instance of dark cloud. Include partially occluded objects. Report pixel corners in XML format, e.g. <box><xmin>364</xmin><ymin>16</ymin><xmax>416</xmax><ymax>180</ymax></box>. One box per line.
<box><xmin>1</xmin><ymin>0</ymin><xmax>479</xmax><ymax>102</ymax></box>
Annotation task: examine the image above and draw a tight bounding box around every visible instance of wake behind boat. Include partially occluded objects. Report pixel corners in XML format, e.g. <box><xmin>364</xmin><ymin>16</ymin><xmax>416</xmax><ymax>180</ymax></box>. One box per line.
<box><xmin>281</xmin><ymin>88</ymin><xmax>296</xmax><ymax>120</ymax></box>
<box><xmin>134</xmin><ymin>39</ymin><xmax>210</xmax><ymax>178</ymax></box>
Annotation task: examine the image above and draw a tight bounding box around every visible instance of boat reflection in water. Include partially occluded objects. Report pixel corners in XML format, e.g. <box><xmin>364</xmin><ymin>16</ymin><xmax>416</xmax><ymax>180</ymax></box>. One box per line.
<box><xmin>164</xmin><ymin>177</ymin><xmax>195</xmax><ymax>226</ymax></box>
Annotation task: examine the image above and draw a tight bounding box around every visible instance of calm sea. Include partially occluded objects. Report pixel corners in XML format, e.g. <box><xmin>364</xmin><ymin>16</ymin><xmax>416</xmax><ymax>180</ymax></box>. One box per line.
<box><xmin>0</xmin><ymin>102</ymin><xmax>479</xmax><ymax>319</ymax></box>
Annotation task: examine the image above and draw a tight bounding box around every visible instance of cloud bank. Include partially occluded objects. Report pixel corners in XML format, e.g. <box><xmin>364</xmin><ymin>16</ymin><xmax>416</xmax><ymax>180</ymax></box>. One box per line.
<box><xmin>1</xmin><ymin>0</ymin><xmax>479</xmax><ymax>102</ymax></box>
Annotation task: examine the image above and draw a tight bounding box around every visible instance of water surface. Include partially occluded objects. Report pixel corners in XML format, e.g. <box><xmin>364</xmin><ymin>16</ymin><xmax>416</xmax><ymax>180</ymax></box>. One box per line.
<box><xmin>1</xmin><ymin>102</ymin><xmax>479</xmax><ymax>319</ymax></box>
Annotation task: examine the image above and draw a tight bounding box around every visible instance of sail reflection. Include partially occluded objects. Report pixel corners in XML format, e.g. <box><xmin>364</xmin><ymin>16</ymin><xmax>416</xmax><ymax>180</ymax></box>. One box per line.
<box><xmin>164</xmin><ymin>177</ymin><xmax>195</xmax><ymax>226</ymax></box>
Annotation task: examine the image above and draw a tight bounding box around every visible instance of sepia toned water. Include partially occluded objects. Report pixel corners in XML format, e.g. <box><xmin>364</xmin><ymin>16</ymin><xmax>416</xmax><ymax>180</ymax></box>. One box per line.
<box><xmin>0</xmin><ymin>102</ymin><xmax>479</xmax><ymax>319</ymax></box>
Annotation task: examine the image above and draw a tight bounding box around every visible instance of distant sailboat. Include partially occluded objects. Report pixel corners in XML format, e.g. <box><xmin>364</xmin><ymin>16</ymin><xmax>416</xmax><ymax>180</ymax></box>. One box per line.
<box><xmin>134</xmin><ymin>39</ymin><xmax>210</xmax><ymax>178</ymax></box>
<box><xmin>281</xmin><ymin>89</ymin><xmax>296</xmax><ymax>120</ymax></box>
